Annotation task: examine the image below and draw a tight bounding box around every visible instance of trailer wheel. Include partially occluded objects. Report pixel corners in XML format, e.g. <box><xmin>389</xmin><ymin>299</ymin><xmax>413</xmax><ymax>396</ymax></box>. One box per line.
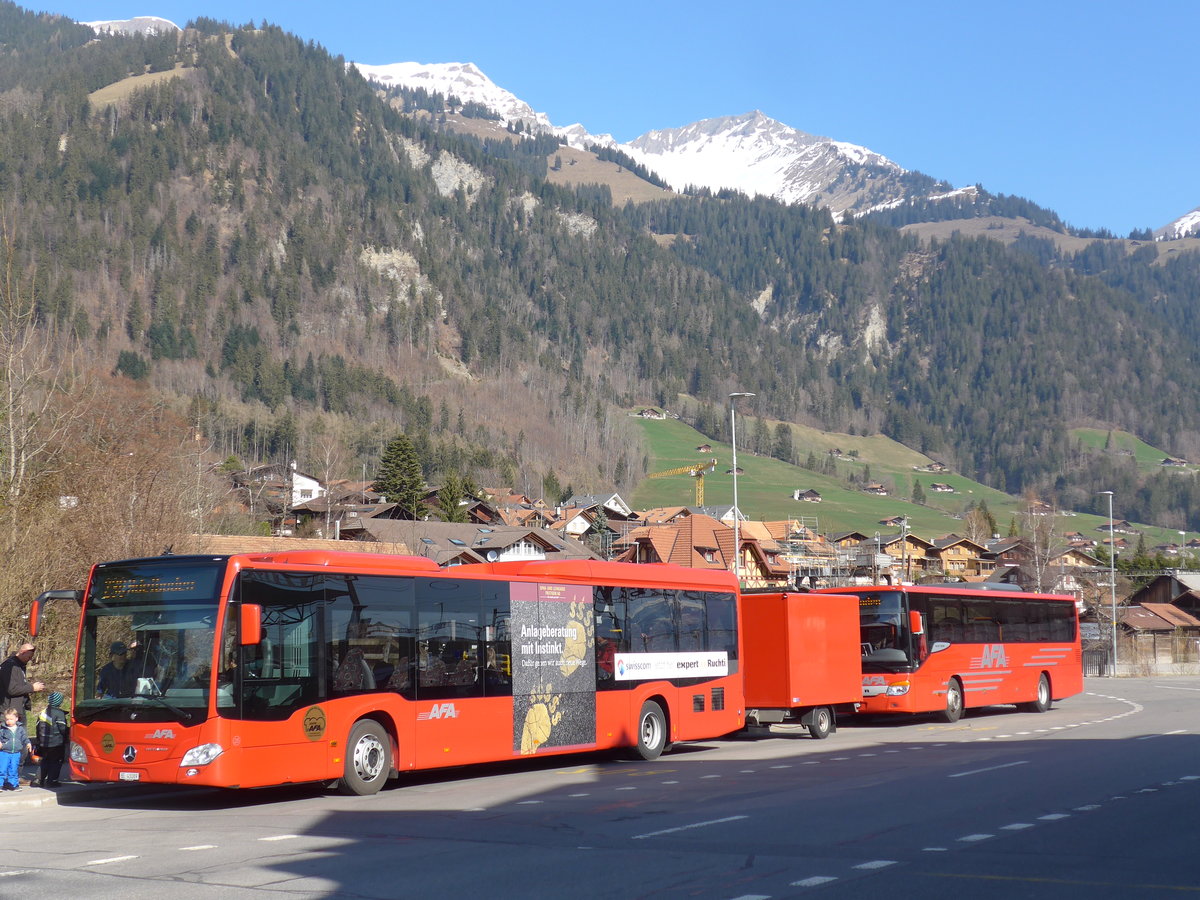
<box><xmin>634</xmin><ymin>700</ymin><xmax>667</xmax><ymax>760</ymax></box>
<box><xmin>939</xmin><ymin>678</ymin><xmax>964</xmax><ymax>723</ymax></box>
<box><xmin>1021</xmin><ymin>673</ymin><xmax>1052</xmax><ymax>713</ymax></box>
<box><xmin>338</xmin><ymin>719</ymin><xmax>391</xmax><ymax>796</ymax></box>
<box><xmin>807</xmin><ymin>707</ymin><xmax>833</xmax><ymax>740</ymax></box>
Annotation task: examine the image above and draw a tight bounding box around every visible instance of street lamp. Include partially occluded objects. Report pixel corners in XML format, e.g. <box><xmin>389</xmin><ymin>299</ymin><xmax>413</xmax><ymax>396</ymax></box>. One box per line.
<box><xmin>1098</xmin><ymin>490</ymin><xmax>1118</xmax><ymax>676</ymax></box>
<box><xmin>729</xmin><ymin>392</ymin><xmax>755</xmax><ymax>582</ymax></box>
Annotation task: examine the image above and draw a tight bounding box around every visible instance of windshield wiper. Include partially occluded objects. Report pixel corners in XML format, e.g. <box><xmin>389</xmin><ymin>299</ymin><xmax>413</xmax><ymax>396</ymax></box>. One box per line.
<box><xmin>133</xmin><ymin>694</ymin><xmax>193</xmax><ymax>722</ymax></box>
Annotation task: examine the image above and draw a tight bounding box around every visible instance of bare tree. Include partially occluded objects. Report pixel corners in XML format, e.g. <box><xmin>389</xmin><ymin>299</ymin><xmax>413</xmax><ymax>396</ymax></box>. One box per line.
<box><xmin>1018</xmin><ymin>495</ymin><xmax>1063</xmax><ymax>593</ymax></box>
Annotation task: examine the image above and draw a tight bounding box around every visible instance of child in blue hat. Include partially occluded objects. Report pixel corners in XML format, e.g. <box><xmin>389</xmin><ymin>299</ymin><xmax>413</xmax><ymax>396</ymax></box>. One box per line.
<box><xmin>36</xmin><ymin>692</ymin><xmax>69</xmax><ymax>787</ymax></box>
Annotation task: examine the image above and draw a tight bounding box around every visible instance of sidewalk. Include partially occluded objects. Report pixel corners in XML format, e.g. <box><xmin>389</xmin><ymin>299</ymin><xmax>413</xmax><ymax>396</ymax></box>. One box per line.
<box><xmin>0</xmin><ymin>760</ymin><xmax>172</xmax><ymax>809</ymax></box>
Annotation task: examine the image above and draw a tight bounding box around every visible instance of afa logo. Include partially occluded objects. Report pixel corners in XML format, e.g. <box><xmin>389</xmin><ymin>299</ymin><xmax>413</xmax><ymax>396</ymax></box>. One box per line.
<box><xmin>417</xmin><ymin>702</ymin><xmax>460</xmax><ymax>720</ymax></box>
<box><xmin>973</xmin><ymin>644</ymin><xmax>1009</xmax><ymax>668</ymax></box>
<box><xmin>302</xmin><ymin>706</ymin><xmax>327</xmax><ymax>741</ymax></box>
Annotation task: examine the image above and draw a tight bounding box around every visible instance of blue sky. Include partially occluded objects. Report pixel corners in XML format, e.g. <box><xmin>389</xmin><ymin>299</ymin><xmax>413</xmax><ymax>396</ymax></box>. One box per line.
<box><xmin>42</xmin><ymin>1</ymin><xmax>1200</xmax><ymax>235</ymax></box>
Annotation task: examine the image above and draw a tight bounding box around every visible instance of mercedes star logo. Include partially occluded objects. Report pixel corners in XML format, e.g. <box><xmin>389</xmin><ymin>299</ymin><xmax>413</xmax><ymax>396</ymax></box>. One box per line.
<box><xmin>122</xmin><ymin>746</ymin><xmax>137</xmax><ymax>763</ymax></box>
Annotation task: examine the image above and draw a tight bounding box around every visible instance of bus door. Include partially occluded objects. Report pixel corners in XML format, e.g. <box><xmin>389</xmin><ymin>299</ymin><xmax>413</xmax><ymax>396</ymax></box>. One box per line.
<box><xmin>411</xmin><ymin>578</ymin><xmax>498</xmax><ymax>768</ymax></box>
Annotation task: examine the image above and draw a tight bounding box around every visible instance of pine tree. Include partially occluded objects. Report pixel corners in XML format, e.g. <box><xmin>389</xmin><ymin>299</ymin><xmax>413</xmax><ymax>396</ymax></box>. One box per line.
<box><xmin>435</xmin><ymin>473</ymin><xmax>469</xmax><ymax>522</ymax></box>
<box><xmin>372</xmin><ymin>433</ymin><xmax>425</xmax><ymax>518</ymax></box>
<box><xmin>911</xmin><ymin>480</ymin><xmax>926</xmax><ymax>505</ymax></box>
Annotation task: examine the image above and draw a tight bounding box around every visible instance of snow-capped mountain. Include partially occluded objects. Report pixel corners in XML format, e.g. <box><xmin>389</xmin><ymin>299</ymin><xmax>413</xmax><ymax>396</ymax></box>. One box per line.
<box><xmin>353</xmin><ymin>62</ymin><xmax>616</xmax><ymax>148</ymax></box>
<box><xmin>623</xmin><ymin>111</ymin><xmax>916</xmax><ymax>216</ymax></box>
<box><xmin>352</xmin><ymin>61</ymin><xmax>946</xmax><ymax>219</ymax></box>
<box><xmin>1155</xmin><ymin>206</ymin><xmax>1200</xmax><ymax>240</ymax></box>
<box><xmin>83</xmin><ymin>16</ymin><xmax>180</xmax><ymax>36</ymax></box>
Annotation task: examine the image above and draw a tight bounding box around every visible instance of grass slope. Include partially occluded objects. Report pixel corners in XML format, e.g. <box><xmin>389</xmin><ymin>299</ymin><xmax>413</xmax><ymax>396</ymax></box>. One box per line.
<box><xmin>632</xmin><ymin>416</ymin><xmax>1198</xmax><ymax>548</ymax></box>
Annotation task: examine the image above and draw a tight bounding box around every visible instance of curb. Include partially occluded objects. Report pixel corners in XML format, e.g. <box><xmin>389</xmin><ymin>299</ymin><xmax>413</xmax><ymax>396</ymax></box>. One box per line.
<box><xmin>0</xmin><ymin>765</ymin><xmax>188</xmax><ymax>809</ymax></box>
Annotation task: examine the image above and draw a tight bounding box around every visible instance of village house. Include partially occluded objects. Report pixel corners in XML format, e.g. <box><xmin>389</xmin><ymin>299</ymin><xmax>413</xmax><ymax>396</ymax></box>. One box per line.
<box><xmin>792</xmin><ymin>488</ymin><xmax>822</xmax><ymax>502</ymax></box>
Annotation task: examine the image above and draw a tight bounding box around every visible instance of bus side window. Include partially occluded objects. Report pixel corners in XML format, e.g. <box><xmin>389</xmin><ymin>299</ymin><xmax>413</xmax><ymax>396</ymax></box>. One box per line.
<box><xmin>931</xmin><ymin>599</ymin><xmax>962</xmax><ymax>643</ymax></box>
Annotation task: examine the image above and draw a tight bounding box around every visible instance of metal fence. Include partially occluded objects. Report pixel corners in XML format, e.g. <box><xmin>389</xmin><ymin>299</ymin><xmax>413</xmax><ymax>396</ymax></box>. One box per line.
<box><xmin>1083</xmin><ymin>648</ymin><xmax>1111</xmax><ymax>677</ymax></box>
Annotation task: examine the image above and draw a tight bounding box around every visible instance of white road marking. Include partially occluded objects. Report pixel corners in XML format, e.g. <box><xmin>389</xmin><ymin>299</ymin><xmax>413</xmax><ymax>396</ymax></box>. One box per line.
<box><xmin>180</xmin><ymin>845</ymin><xmax>217</xmax><ymax>851</ymax></box>
<box><xmin>1074</xmin><ymin>805</ymin><xmax>1101</xmax><ymax>811</ymax></box>
<box><xmin>258</xmin><ymin>835</ymin><xmax>301</xmax><ymax>842</ymax></box>
<box><xmin>729</xmin><ymin>895</ymin><xmax>771</xmax><ymax>900</ymax></box>
<box><xmin>958</xmin><ymin>833</ymin><xmax>993</xmax><ymax>842</ymax></box>
<box><xmin>854</xmin><ymin>860</ymin><xmax>897</xmax><ymax>870</ymax></box>
<box><xmin>701</xmin><ymin>775</ymin><xmax>722</xmax><ymax>779</ymax></box>
<box><xmin>632</xmin><ymin>815</ymin><xmax>748</xmax><ymax>840</ymax></box>
<box><xmin>948</xmin><ymin>760</ymin><xmax>1029</xmax><ymax>778</ymax></box>
<box><xmin>86</xmin><ymin>856</ymin><xmax>138</xmax><ymax>866</ymax></box>
<box><xmin>569</xmin><ymin>793</ymin><xmax>590</xmax><ymax>797</ymax></box>
<box><xmin>792</xmin><ymin>876</ymin><xmax>837</xmax><ymax>887</ymax></box>
<box><xmin>1038</xmin><ymin>813</ymin><xmax>1070</xmax><ymax>820</ymax></box>
<box><xmin>0</xmin><ymin>871</ymin><xmax>30</xmax><ymax>877</ymax></box>
<box><xmin>518</xmin><ymin>799</ymin><xmax>545</xmax><ymax>803</ymax></box>
<box><xmin>923</xmin><ymin>847</ymin><xmax>948</xmax><ymax>852</ymax></box>
<box><xmin>1001</xmin><ymin>823</ymin><xmax>1034</xmax><ymax>830</ymax></box>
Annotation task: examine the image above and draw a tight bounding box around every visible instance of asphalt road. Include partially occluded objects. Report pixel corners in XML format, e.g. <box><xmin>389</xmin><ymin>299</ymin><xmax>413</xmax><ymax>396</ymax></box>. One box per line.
<box><xmin>1</xmin><ymin>676</ymin><xmax>1198</xmax><ymax>899</ymax></box>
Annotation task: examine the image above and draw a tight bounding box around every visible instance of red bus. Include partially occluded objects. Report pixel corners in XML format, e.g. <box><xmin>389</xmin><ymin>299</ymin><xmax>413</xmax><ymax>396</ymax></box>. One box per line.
<box><xmin>816</xmin><ymin>584</ymin><xmax>1083</xmax><ymax>722</ymax></box>
<box><xmin>31</xmin><ymin>551</ymin><xmax>743</xmax><ymax>794</ymax></box>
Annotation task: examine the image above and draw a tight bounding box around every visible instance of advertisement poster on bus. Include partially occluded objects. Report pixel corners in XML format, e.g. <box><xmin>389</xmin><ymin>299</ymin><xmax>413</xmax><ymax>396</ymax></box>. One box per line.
<box><xmin>510</xmin><ymin>582</ymin><xmax>596</xmax><ymax>754</ymax></box>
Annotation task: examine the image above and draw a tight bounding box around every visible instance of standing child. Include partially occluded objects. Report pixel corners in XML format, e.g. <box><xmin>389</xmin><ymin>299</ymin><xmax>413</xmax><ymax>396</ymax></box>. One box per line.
<box><xmin>36</xmin><ymin>691</ymin><xmax>70</xmax><ymax>787</ymax></box>
<box><xmin>1</xmin><ymin>706</ymin><xmax>32</xmax><ymax>791</ymax></box>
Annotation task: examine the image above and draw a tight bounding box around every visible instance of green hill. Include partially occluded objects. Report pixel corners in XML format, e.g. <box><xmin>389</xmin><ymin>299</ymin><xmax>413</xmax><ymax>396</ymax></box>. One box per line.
<box><xmin>634</xmin><ymin>417</ymin><xmax>1198</xmax><ymax>549</ymax></box>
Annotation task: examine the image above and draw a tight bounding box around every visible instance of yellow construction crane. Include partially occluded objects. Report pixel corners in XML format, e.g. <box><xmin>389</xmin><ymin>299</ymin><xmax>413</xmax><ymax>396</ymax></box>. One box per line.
<box><xmin>646</xmin><ymin>459</ymin><xmax>718</xmax><ymax>505</ymax></box>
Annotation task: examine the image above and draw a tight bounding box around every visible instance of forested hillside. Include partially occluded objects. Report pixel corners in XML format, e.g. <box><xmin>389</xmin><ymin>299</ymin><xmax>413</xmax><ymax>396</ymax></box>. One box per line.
<box><xmin>4</xmin><ymin>1</ymin><xmax>1200</xmax><ymax>540</ymax></box>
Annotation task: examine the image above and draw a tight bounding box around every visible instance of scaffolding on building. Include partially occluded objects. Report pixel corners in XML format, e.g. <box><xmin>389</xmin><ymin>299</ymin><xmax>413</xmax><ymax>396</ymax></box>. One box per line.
<box><xmin>779</xmin><ymin>517</ymin><xmax>850</xmax><ymax>587</ymax></box>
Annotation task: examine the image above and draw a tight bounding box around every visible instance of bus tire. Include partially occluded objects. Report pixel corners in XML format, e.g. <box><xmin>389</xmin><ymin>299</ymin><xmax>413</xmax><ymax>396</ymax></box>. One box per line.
<box><xmin>339</xmin><ymin>719</ymin><xmax>391</xmax><ymax>796</ymax></box>
<box><xmin>807</xmin><ymin>707</ymin><xmax>833</xmax><ymax>740</ymax></box>
<box><xmin>1022</xmin><ymin>673</ymin><xmax>1052</xmax><ymax>713</ymax></box>
<box><xmin>634</xmin><ymin>700</ymin><xmax>667</xmax><ymax>760</ymax></box>
<box><xmin>940</xmin><ymin>678</ymin><xmax>964</xmax><ymax>723</ymax></box>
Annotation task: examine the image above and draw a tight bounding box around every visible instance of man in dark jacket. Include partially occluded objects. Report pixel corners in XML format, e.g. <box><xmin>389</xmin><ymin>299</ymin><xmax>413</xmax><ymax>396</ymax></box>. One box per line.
<box><xmin>0</xmin><ymin>643</ymin><xmax>44</xmax><ymax>712</ymax></box>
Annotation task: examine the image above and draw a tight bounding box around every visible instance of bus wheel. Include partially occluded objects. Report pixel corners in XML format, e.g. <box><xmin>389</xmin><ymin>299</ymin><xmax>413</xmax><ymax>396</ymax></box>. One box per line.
<box><xmin>339</xmin><ymin>719</ymin><xmax>391</xmax><ymax>796</ymax></box>
<box><xmin>807</xmin><ymin>707</ymin><xmax>833</xmax><ymax>740</ymax></box>
<box><xmin>940</xmin><ymin>679</ymin><xmax>964</xmax><ymax>723</ymax></box>
<box><xmin>635</xmin><ymin>700</ymin><xmax>667</xmax><ymax>760</ymax></box>
<box><xmin>1022</xmin><ymin>674</ymin><xmax>1052</xmax><ymax>713</ymax></box>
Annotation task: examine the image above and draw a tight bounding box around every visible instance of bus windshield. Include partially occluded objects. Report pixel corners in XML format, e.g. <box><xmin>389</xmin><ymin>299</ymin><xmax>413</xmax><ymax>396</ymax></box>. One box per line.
<box><xmin>74</xmin><ymin>558</ymin><xmax>226</xmax><ymax>725</ymax></box>
<box><xmin>859</xmin><ymin>590</ymin><xmax>913</xmax><ymax>670</ymax></box>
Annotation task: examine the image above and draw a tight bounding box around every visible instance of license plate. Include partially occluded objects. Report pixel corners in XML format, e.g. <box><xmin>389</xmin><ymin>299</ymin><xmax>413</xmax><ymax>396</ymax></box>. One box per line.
<box><xmin>119</xmin><ymin>772</ymin><xmax>141</xmax><ymax>781</ymax></box>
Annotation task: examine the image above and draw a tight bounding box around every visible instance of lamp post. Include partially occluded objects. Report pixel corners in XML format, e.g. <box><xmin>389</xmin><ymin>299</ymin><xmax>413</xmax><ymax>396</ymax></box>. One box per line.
<box><xmin>729</xmin><ymin>392</ymin><xmax>755</xmax><ymax>582</ymax></box>
<box><xmin>1098</xmin><ymin>490</ymin><xmax>1118</xmax><ymax>676</ymax></box>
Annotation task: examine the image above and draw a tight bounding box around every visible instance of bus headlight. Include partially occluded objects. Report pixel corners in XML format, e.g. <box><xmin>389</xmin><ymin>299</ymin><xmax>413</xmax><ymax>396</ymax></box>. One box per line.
<box><xmin>886</xmin><ymin>681</ymin><xmax>911</xmax><ymax>696</ymax></box>
<box><xmin>69</xmin><ymin>742</ymin><xmax>87</xmax><ymax>764</ymax></box>
<box><xmin>180</xmin><ymin>743</ymin><xmax>224</xmax><ymax>767</ymax></box>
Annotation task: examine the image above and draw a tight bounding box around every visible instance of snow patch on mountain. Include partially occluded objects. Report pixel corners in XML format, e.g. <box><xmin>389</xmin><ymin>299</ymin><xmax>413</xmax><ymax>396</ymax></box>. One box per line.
<box><xmin>1156</xmin><ymin>205</ymin><xmax>1200</xmax><ymax>240</ymax></box>
<box><xmin>623</xmin><ymin>110</ymin><xmax>901</xmax><ymax>208</ymax></box>
<box><xmin>83</xmin><ymin>17</ymin><xmax>180</xmax><ymax>36</ymax></box>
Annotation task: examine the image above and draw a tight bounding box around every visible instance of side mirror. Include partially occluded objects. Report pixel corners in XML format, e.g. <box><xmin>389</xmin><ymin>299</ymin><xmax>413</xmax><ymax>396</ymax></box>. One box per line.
<box><xmin>29</xmin><ymin>590</ymin><xmax>83</xmax><ymax>637</ymax></box>
<box><xmin>909</xmin><ymin>610</ymin><xmax>924</xmax><ymax>635</ymax></box>
<box><xmin>240</xmin><ymin>603</ymin><xmax>263</xmax><ymax>646</ymax></box>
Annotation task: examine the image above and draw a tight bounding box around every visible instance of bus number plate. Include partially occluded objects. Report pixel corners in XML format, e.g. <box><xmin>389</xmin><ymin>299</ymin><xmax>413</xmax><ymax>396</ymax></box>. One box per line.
<box><xmin>119</xmin><ymin>772</ymin><xmax>141</xmax><ymax>781</ymax></box>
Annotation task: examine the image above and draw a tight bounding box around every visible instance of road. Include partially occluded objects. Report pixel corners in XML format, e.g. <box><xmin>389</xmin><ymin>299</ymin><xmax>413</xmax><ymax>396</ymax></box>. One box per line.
<box><xmin>1</xmin><ymin>676</ymin><xmax>1198</xmax><ymax>899</ymax></box>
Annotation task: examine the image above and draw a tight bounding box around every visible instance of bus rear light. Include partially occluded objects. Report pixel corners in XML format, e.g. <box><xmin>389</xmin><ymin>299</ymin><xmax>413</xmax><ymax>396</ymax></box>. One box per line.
<box><xmin>886</xmin><ymin>681</ymin><xmax>911</xmax><ymax>696</ymax></box>
<box><xmin>69</xmin><ymin>742</ymin><xmax>87</xmax><ymax>764</ymax></box>
<box><xmin>180</xmin><ymin>743</ymin><xmax>224</xmax><ymax>767</ymax></box>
